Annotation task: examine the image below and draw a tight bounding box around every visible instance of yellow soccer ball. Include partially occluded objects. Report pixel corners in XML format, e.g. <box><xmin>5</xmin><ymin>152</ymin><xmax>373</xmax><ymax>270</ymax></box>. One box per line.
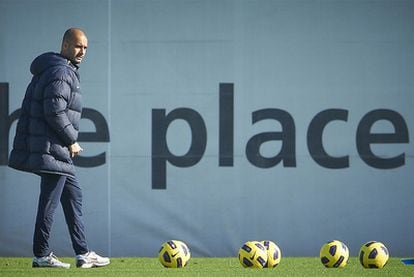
<box><xmin>238</xmin><ymin>241</ymin><xmax>268</xmax><ymax>268</ymax></box>
<box><xmin>320</xmin><ymin>240</ymin><xmax>349</xmax><ymax>268</ymax></box>
<box><xmin>261</xmin><ymin>240</ymin><xmax>282</xmax><ymax>268</ymax></box>
<box><xmin>359</xmin><ymin>241</ymin><xmax>389</xmax><ymax>269</ymax></box>
<box><xmin>158</xmin><ymin>240</ymin><xmax>191</xmax><ymax>268</ymax></box>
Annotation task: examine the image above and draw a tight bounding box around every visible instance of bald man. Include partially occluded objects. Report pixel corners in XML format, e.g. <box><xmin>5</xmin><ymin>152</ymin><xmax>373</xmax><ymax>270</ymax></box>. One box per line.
<box><xmin>9</xmin><ymin>28</ymin><xmax>110</xmax><ymax>268</ymax></box>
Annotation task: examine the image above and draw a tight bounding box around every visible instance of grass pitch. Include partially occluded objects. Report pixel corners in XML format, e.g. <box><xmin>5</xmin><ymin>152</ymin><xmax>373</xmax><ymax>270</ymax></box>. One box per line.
<box><xmin>1</xmin><ymin>257</ymin><xmax>413</xmax><ymax>276</ymax></box>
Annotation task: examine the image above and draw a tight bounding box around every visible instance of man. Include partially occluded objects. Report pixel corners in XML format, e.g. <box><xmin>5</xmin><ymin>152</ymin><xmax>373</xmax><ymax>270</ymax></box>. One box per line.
<box><xmin>8</xmin><ymin>28</ymin><xmax>110</xmax><ymax>269</ymax></box>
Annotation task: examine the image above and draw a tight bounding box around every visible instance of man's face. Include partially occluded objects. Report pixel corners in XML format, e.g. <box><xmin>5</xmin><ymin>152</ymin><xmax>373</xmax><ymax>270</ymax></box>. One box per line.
<box><xmin>62</xmin><ymin>34</ymin><xmax>88</xmax><ymax>65</ymax></box>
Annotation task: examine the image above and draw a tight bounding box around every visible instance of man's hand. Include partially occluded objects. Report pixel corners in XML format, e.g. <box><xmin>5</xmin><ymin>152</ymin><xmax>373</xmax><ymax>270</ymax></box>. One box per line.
<box><xmin>69</xmin><ymin>142</ymin><xmax>83</xmax><ymax>158</ymax></box>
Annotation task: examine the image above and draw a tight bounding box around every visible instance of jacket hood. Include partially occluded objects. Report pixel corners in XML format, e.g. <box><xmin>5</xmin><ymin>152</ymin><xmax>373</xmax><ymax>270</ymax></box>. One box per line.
<box><xmin>30</xmin><ymin>52</ymin><xmax>77</xmax><ymax>76</ymax></box>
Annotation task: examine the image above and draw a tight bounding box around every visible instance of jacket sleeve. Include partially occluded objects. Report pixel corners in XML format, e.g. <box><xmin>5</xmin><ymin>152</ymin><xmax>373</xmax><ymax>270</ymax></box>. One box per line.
<box><xmin>43</xmin><ymin>80</ymin><xmax>77</xmax><ymax>146</ymax></box>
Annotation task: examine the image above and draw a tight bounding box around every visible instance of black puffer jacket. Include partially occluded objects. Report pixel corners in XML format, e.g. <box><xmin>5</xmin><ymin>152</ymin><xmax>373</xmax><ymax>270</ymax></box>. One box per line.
<box><xmin>9</xmin><ymin>52</ymin><xmax>82</xmax><ymax>176</ymax></box>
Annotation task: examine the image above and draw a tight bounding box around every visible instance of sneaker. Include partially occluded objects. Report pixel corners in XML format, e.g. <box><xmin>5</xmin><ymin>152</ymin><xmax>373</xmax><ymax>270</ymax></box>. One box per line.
<box><xmin>32</xmin><ymin>252</ymin><xmax>71</xmax><ymax>268</ymax></box>
<box><xmin>76</xmin><ymin>251</ymin><xmax>110</xmax><ymax>268</ymax></box>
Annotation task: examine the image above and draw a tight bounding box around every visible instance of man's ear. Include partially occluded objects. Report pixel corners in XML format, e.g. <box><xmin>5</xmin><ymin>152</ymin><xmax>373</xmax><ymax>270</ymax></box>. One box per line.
<box><xmin>61</xmin><ymin>41</ymin><xmax>68</xmax><ymax>53</ymax></box>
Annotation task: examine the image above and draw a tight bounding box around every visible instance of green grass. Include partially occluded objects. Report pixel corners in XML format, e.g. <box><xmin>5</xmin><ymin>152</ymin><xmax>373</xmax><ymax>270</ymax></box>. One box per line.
<box><xmin>0</xmin><ymin>257</ymin><xmax>413</xmax><ymax>276</ymax></box>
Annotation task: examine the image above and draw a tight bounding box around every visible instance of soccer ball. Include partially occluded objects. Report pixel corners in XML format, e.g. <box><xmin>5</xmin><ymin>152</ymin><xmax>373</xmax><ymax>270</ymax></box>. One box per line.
<box><xmin>359</xmin><ymin>241</ymin><xmax>389</xmax><ymax>269</ymax></box>
<box><xmin>238</xmin><ymin>241</ymin><xmax>268</xmax><ymax>268</ymax></box>
<box><xmin>158</xmin><ymin>240</ymin><xmax>191</xmax><ymax>268</ymax></box>
<box><xmin>261</xmin><ymin>240</ymin><xmax>282</xmax><ymax>268</ymax></box>
<box><xmin>320</xmin><ymin>240</ymin><xmax>349</xmax><ymax>268</ymax></box>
